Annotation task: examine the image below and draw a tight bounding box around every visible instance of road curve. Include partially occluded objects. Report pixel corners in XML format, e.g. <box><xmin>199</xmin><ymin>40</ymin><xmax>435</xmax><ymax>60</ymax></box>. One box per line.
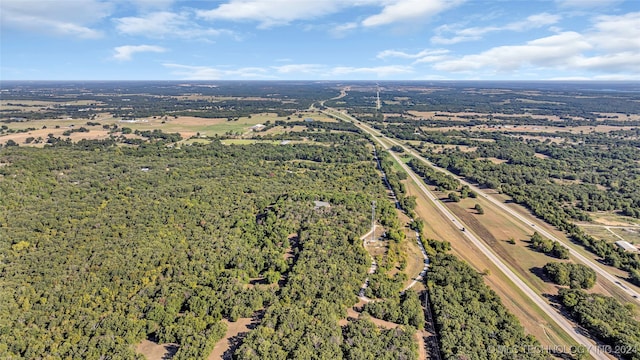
<box><xmin>325</xmin><ymin>108</ymin><xmax>613</xmax><ymax>360</ymax></box>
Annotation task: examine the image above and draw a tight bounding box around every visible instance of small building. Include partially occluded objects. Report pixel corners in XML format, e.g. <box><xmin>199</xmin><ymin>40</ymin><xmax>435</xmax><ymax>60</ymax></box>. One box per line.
<box><xmin>304</xmin><ymin>118</ymin><xmax>314</xmax><ymax>122</ymax></box>
<box><xmin>250</xmin><ymin>124</ymin><xmax>266</xmax><ymax>131</ymax></box>
<box><xmin>313</xmin><ymin>200</ymin><xmax>330</xmax><ymax>209</ymax></box>
<box><xmin>280</xmin><ymin>140</ymin><xmax>291</xmax><ymax>145</ymax></box>
<box><xmin>615</xmin><ymin>240</ymin><xmax>638</xmax><ymax>252</ymax></box>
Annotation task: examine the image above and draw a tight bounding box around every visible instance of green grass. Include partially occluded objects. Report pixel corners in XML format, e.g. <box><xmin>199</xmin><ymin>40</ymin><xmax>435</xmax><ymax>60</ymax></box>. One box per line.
<box><xmin>581</xmin><ymin>226</ymin><xmax>621</xmax><ymax>244</ymax></box>
<box><xmin>610</xmin><ymin>228</ymin><xmax>640</xmax><ymax>245</ymax></box>
<box><xmin>220</xmin><ymin>139</ymin><xmax>281</xmax><ymax>145</ymax></box>
<box><xmin>180</xmin><ymin>138</ymin><xmax>213</xmax><ymax>145</ymax></box>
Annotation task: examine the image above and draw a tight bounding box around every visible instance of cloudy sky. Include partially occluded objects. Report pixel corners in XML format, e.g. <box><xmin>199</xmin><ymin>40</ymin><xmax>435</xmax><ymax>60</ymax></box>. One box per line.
<box><xmin>1</xmin><ymin>0</ymin><xmax>638</xmax><ymax>80</ymax></box>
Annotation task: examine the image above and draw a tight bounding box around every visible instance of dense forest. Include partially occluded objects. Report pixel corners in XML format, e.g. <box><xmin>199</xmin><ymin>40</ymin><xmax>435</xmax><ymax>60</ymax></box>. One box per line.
<box><xmin>558</xmin><ymin>289</ymin><xmax>640</xmax><ymax>360</ymax></box>
<box><xmin>0</xmin><ymin>136</ymin><xmax>411</xmax><ymax>358</ymax></box>
<box><xmin>424</xmin><ymin>241</ymin><xmax>549</xmax><ymax>360</ymax></box>
<box><xmin>1</xmin><ymin>82</ymin><xmax>338</xmax><ymax>122</ymax></box>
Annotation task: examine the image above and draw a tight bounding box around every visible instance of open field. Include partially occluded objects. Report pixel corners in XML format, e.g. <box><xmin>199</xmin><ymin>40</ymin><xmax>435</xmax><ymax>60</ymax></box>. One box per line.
<box><xmin>397</xmin><ymin>210</ymin><xmax>427</xmax><ymax>292</ymax></box>
<box><xmin>610</xmin><ymin>227</ymin><xmax>640</xmax><ymax>245</ymax></box>
<box><xmin>588</xmin><ymin>211</ymin><xmax>640</xmax><ymax>227</ymax></box>
<box><xmin>220</xmin><ymin>139</ymin><xmax>282</xmax><ymax>145</ymax></box>
<box><xmin>580</xmin><ymin>224</ymin><xmax>640</xmax><ymax>246</ymax></box>
<box><xmin>208</xmin><ymin>317</ymin><xmax>259</xmax><ymax>360</ymax></box>
<box><xmin>447</xmin><ymin>195</ymin><xmax>638</xmax><ymax>307</ymax></box>
<box><xmin>419</xmin><ymin>124</ymin><xmax>636</xmax><ymax>135</ymax></box>
<box><xmin>580</xmin><ymin>226</ymin><xmax>622</xmax><ymax>244</ymax></box>
<box><xmin>135</xmin><ymin>340</ymin><xmax>178</xmax><ymax>360</ymax></box>
<box><xmin>1</xmin><ymin>99</ymin><xmax>104</xmax><ymax>111</ymax></box>
<box><xmin>0</xmin><ymin>110</ymin><xmax>343</xmax><ymax>146</ymax></box>
<box><xmin>408</xmin><ymin>109</ymin><xmax>640</xmax><ymax>124</ymax></box>
<box><xmin>489</xmin><ymin>192</ymin><xmax>640</xmax><ymax>300</ymax></box>
<box><xmin>403</xmin><ymin>179</ymin><xmax>578</xmax><ymax>349</ymax></box>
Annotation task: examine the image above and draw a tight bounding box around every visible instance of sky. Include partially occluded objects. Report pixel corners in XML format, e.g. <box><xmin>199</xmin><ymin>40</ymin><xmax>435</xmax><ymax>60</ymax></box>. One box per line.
<box><xmin>1</xmin><ymin>0</ymin><xmax>639</xmax><ymax>81</ymax></box>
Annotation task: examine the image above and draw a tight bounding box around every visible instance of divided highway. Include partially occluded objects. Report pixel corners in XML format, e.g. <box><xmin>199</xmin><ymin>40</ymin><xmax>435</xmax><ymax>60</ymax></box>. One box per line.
<box><xmin>351</xmin><ymin>116</ymin><xmax>640</xmax><ymax>303</ymax></box>
<box><xmin>324</xmin><ymin>108</ymin><xmax>614</xmax><ymax>360</ymax></box>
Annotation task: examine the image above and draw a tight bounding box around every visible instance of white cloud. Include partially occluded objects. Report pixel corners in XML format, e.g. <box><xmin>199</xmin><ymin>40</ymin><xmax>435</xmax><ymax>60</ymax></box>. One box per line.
<box><xmin>556</xmin><ymin>0</ymin><xmax>622</xmax><ymax>8</ymax></box>
<box><xmin>432</xmin><ymin>12</ymin><xmax>561</xmax><ymax>44</ymax></box>
<box><xmin>127</xmin><ymin>0</ymin><xmax>174</xmax><ymax>10</ymax></box>
<box><xmin>572</xmin><ymin>52</ymin><xmax>640</xmax><ymax>73</ymax></box>
<box><xmin>377</xmin><ymin>49</ymin><xmax>450</xmax><ymax>65</ymax></box>
<box><xmin>163</xmin><ymin>62</ymin><xmax>413</xmax><ymax>79</ymax></box>
<box><xmin>588</xmin><ymin>12</ymin><xmax>640</xmax><ymax>52</ymax></box>
<box><xmin>329</xmin><ymin>65</ymin><xmax>413</xmax><ymax>77</ymax></box>
<box><xmin>273</xmin><ymin>64</ymin><xmax>326</xmax><ymax>74</ymax></box>
<box><xmin>377</xmin><ymin>49</ymin><xmax>449</xmax><ymax>59</ymax></box>
<box><xmin>0</xmin><ymin>0</ymin><xmax>111</xmax><ymax>38</ymax></box>
<box><xmin>115</xmin><ymin>11</ymin><xmax>230</xmax><ymax>39</ymax></box>
<box><xmin>361</xmin><ymin>0</ymin><xmax>463</xmax><ymax>28</ymax></box>
<box><xmin>113</xmin><ymin>45</ymin><xmax>166</xmax><ymax>61</ymax></box>
<box><xmin>163</xmin><ymin>63</ymin><xmax>272</xmax><ymax>80</ymax></box>
<box><xmin>331</xmin><ymin>22</ymin><xmax>359</xmax><ymax>37</ymax></box>
<box><xmin>434</xmin><ymin>32</ymin><xmax>591</xmax><ymax>72</ymax></box>
<box><xmin>433</xmin><ymin>12</ymin><xmax>640</xmax><ymax>77</ymax></box>
<box><xmin>197</xmin><ymin>0</ymin><xmax>462</xmax><ymax>29</ymax></box>
<box><xmin>196</xmin><ymin>0</ymin><xmax>353</xmax><ymax>28</ymax></box>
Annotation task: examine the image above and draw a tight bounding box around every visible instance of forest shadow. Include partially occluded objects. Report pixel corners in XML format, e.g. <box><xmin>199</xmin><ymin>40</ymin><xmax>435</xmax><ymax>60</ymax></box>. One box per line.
<box><xmin>529</xmin><ymin>266</ymin><xmax>548</xmax><ymax>283</ymax></box>
<box><xmin>162</xmin><ymin>344</ymin><xmax>178</xmax><ymax>360</ymax></box>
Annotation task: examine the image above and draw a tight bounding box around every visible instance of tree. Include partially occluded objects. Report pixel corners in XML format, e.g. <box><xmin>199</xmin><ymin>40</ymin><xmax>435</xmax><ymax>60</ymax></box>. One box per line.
<box><xmin>474</xmin><ymin>203</ymin><xmax>484</xmax><ymax>214</ymax></box>
<box><xmin>448</xmin><ymin>192</ymin><xmax>460</xmax><ymax>202</ymax></box>
<box><xmin>543</xmin><ymin>262</ymin><xmax>596</xmax><ymax>289</ymax></box>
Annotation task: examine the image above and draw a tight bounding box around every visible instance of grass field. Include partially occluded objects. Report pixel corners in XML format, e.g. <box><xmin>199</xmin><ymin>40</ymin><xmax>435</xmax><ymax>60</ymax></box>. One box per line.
<box><xmin>0</xmin><ymin>110</ymin><xmax>344</xmax><ymax>147</ymax></box>
<box><xmin>396</xmin><ymin>210</ymin><xmax>426</xmax><ymax>292</ymax></box>
<box><xmin>490</xmin><ymin>192</ymin><xmax>640</xmax><ymax>301</ymax></box>
<box><xmin>580</xmin><ymin>226</ymin><xmax>621</xmax><ymax>243</ymax></box>
<box><xmin>588</xmin><ymin>211</ymin><xmax>640</xmax><ymax>226</ymax></box>
<box><xmin>402</xmin><ymin>179</ymin><xmax>578</xmax><ymax>349</ymax></box>
<box><xmin>220</xmin><ymin>139</ymin><xmax>281</xmax><ymax>145</ymax></box>
<box><xmin>611</xmin><ymin>227</ymin><xmax>640</xmax><ymax>244</ymax></box>
<box><xmin>1</xmin><ymin>99</ymin><xmax>103</xmax><ymax>111</ymax></box>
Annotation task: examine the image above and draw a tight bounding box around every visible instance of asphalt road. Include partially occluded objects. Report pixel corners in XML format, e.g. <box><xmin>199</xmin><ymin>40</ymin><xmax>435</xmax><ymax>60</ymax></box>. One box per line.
<box><xmin>385</xmin><ymin>129</ymin><xmax>640</xmax><ymax>302</ymax></box>
<box><xmin>326</xmin><ymin>108</ymin><xmax>614</xmax><ymax>360</ymax></box>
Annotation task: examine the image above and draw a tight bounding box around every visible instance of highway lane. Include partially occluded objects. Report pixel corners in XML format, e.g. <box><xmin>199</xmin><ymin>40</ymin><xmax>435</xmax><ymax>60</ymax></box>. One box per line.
<box><xmin>352</xmin><ymin>118</ymin><xmax>640</xmax><ymax>302</ymax></box>
<box><xmin>324</xmin><ymin>108</ymin><xmax>614</xmax><ymax>360</ymax></box>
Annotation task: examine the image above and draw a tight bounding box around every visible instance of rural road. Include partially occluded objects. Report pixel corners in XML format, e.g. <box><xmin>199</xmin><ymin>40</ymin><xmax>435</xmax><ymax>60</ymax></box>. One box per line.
<box><xmin>343</xmin><ymin>110</ymin><xmax>640</xmax><ymax>303</ymax></box>
<box><xmin>391</xmin><ymin>135</ymin><xmax>640</xmax><ymax>303</ymax></box>
<box><xmin>325</xmin><ymin>108</ymin><xmax>614</xmax><ymax>360</ymax></box>
<box><xmin>403</xmin><ymin>230</ymin><xmax>429</xmax><ymax>292</ymax></box>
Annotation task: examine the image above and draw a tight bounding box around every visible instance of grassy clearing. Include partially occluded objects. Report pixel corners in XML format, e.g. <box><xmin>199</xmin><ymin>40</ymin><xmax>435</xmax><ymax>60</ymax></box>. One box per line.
<box><xmin>1</xmin><ymin>99</ymin><xmax>103</xmax><ymax>111</ymax></box>
<box><xmin>1</xmin><ymin>110</ymin><xmax>344</xmax><ymax>147</ymax></box>
<box><xmin>610</xmin><ymin>227</ymin><xmax>640</xmax><ymax>245</ymax></box>
<box><xmin>180</xmin><ymin>138</ymin><xmax>213</xmax><ymax>145</ymax></box>
<box><xmin>486</xmin><ymin>193</ymin><xmax>640</xmax><ymax>301</ymax></box>
<box><xmin>396</xmin><ymin>210</ymin><xmax>426</xmax><ymax>292</ymax></box>
<box><xmin>403</xmin><ymin>179</ymin><xmax>577</xmax><ymax>349</ymax></box>
<box><xmin>220</xmin><ymin>139</ymin><xmax>280</xmax><ymax>145</ymax></box>
<box><xmin>135</xmin><ymin>340</ymin><xmax>178</xmax><ymax>360</ymax></box>
<box><xmin>445</xmin><ymin>197</ymin><xmax>563</xmax><ymax>297</ymax></box>
<box><xmin>463</xmin><ymin>191</ymin><xmax>640</xmax><ymax>301</ymax></box>
<box><xmin>207</xmin><ymin>317</ymin><xmax>258</xmax><ymax>360</ymax></box>
<box><xmin>581</xmin><ymin>226</ymin><xmax>620</xmax><ymax>244</ymax></box>
<box><xmin>589</xmin><ymin>212</ymin><xmax>640</xmax><ymax>226</ymax></box>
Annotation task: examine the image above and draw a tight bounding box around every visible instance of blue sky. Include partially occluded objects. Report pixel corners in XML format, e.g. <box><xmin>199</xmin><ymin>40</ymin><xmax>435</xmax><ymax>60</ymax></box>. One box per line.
<box><xmin>1</xmin><ymin>0</ymin><xmax>639</xmax><ymax>80</ymax></box>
